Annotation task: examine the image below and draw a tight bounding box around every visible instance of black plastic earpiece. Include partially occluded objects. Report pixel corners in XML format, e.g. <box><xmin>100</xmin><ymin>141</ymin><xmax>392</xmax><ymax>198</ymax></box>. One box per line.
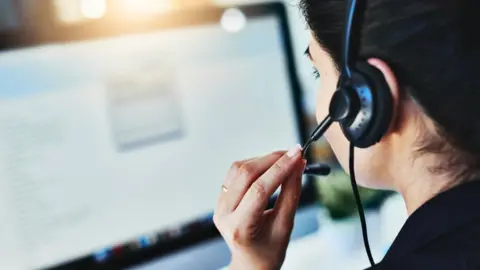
<box><xmin>338</xmin><ymin>62</ymin><xmax>394</xmax><ymax>148</ymax></box>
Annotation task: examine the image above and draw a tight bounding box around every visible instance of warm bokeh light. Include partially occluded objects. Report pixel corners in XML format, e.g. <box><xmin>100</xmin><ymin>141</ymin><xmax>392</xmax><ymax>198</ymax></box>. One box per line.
<box><xmin>54</xmin><ymin>0</ymin><xmax>216</xmax><ymax>24</ymax></box>
<box><xmin>53</xmin><ymin>0</ymin><xmax>83</xmax><ymax>23</ymax></box>
<box><xmin>80</xmin><ymin>0</ymin><xmax>107</xmax><ymax>19</ymax></box>
<box><xmin>120</xmin><ymin>0</ymin><xmax>172</xmax><ymax>14</ymax></box>
<box><xmin>220</xmin><ymin>8</ymin><xmax>246</xmax><ymax>33</ymax></box>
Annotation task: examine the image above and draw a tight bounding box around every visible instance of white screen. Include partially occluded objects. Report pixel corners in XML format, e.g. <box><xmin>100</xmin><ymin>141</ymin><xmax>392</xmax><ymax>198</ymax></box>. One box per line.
<box><xmin>0</xmin><ymin>15</ymin><xmax>302</xmax><ymax>270</ymax></box>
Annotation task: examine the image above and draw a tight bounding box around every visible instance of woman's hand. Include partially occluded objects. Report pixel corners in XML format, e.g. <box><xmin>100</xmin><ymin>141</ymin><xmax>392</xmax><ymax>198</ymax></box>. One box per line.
<box><xmin>213</xmin><ymin>145</ymin><xmax>306</xmax><ymax>270</ymax></box>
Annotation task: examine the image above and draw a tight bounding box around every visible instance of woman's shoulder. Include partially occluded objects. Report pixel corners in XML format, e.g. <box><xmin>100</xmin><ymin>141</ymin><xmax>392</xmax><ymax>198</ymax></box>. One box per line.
<box><xmin>368</xmin><ymin>251</ymin><xmax>478</xmax><ymax>270</ymax></box>
<box><xmin>369</xmin><ymin>180</ymin><xmax>480</xmax><ymax>270</ymax></box>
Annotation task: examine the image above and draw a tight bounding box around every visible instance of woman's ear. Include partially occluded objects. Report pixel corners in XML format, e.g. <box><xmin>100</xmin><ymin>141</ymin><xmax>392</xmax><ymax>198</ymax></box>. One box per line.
<box><xmin>367</xmin><ymin>58</ymin><xmax>402</xmax><ymax>133</ymax></box>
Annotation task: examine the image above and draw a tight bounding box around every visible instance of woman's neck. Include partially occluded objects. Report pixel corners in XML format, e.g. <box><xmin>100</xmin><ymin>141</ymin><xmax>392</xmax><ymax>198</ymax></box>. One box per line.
<box><xmin>397</xmin><ymin>165</ymin><xmax>454</xmax><ymax>215</ymax></box>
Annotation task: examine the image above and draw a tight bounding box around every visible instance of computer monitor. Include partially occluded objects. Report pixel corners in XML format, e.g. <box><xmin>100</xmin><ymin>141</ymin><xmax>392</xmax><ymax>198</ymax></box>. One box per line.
<box><xmin>0</xmin><ymin>3</ymin><xmax>314</xmax><ymax>270</ymax></box>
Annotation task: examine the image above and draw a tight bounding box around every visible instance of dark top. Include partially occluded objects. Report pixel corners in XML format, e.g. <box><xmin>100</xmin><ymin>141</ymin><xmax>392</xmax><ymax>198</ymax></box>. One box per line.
<box><xmin>368</xmin><ymin>180</ymin><xmax>480</xmax><ymax>270</ymax></box>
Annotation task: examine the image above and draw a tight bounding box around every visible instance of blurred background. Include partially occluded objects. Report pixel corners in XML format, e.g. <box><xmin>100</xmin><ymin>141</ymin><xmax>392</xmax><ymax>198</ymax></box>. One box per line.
<box><xmin>0</xmin><ymin>0</ymin><xmax>407</xmax><ymax>269</ymax></box>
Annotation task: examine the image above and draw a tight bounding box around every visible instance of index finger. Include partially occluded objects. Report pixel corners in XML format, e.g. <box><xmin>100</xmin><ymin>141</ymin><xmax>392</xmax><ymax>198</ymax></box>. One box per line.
<box><xmin>216</xmin><ymin>151</ymin><xmax>285</xmax><ymax>215</ymax></box>
<box><xmin>235</xmin><ymin>145</ymin><xmax>303</xmax><ymax>223</ymax></box>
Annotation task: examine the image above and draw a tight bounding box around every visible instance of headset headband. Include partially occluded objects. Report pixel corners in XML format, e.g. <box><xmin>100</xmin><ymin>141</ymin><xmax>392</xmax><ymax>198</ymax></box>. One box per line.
<box><xmin>341</xmin><ymin>0</ymin><xmax>363</xmax><ymax>80</ymax></box>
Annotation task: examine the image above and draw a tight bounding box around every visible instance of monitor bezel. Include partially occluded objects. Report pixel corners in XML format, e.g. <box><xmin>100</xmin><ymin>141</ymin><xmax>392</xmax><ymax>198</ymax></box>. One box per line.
<box><xmin>0</xmin><ymin>2</ymin><xmax>317</xmax><ymax>269</ymax></box>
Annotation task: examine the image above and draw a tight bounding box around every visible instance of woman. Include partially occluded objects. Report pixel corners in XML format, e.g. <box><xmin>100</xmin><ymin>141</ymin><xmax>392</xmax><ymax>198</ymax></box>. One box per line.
<box><xmin>213</xmin><ymin>0</ymin><xmax>480</xmax><ymax>269</ymax></box>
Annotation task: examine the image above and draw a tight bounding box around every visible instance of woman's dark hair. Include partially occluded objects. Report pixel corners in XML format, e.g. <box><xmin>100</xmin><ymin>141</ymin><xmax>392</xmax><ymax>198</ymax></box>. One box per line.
<box><xmin>300</xmin><ymin>0</ymin><xmax>480</xmax><ymax>181</ymax></box>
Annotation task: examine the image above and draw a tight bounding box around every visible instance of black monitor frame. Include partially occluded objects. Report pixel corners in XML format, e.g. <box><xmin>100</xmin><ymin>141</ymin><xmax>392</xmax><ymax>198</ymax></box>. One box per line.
<box><xmin>0</xmin><ymin>2</ymin><xmax>316</xmax><ymax>269</ymax></box>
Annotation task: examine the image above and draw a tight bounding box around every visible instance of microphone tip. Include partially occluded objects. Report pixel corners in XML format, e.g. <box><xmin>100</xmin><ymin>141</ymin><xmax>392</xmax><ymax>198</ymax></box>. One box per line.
<box><xmin>304</xmin><ymin>163</ymin><xmax>331</xmax><ymax>176</ymax></box>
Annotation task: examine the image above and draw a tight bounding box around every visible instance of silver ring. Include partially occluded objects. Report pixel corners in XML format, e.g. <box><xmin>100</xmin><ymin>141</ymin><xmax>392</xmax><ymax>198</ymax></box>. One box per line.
<box><xmin>222</xmin><ymin>185</ymin><xmax>228</xmax><ymax>192</ymax></box>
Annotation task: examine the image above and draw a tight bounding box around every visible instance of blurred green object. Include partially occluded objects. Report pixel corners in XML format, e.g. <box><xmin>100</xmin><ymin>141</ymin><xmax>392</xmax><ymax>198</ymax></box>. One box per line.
<box><xmin>314</xmin><ymin>168</ymin><xmax>392</xmax><ymax>220</ymax></box>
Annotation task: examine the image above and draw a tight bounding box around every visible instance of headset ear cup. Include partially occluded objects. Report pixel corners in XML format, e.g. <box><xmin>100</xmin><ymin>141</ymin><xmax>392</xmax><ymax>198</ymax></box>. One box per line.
<box><xmin>351</xmin><ymin>62</ymin><xmax>394</xmax><ymax>147</ymax></box>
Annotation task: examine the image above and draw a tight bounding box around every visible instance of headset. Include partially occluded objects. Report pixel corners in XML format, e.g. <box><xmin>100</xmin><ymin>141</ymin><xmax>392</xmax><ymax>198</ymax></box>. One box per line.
<box><xmin>302</xmin><ymin>0</ymin><xmax>394</xmax><ymax>266</ymax></box>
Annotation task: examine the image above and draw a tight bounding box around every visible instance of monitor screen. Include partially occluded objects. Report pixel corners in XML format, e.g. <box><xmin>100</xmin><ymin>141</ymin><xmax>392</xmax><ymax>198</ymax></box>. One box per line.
<box><xmin>0</xmin><ymin>8</ymin><xmax>306</xmax><ymax>270</ymax></box>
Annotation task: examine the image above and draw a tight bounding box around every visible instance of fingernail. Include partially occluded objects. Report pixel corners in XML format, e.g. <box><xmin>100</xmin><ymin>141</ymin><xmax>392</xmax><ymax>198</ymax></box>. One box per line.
<box><xmin>286</xmin><ymin>144</ymin><xmax>302</xmax><ymax>157</ymax></box>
